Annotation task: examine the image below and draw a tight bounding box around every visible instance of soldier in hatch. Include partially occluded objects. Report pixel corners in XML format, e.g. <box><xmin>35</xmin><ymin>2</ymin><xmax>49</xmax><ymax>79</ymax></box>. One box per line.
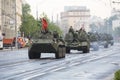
<box><xmin>69</xmin><ymin>26</ymin><xmax>74</xmax><ymax>34</ymax></box>
<box><xmin>78</xmin><ymin>27</ymin><xmax>89</xmax><ymax>42</ymax></box>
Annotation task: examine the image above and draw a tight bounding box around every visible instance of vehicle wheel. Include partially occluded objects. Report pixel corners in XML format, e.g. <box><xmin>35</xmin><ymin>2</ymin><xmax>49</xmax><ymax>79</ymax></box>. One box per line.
<box><xmin>87</xmin><ymin>47</ymin><xmax>90</xmax><ymax>53</ymax></box>
<box><xmin>62</xmin><ymin>47</ymin><xmax>66</xmax><ymax>58</ymax></box>
<box><xmin>104</xmin><ymin>44</ymin><xmax>108</xmax><ymax>48</ymax></box>
<box><xmin>66</xmin><ymin>47</ymin><xmax>70</xmax><ymax>53</ymax></box>
<box><xmin>78</xmin><ymin>46</ymin><xmax>81</xmax><ymax>51</ymax></box>
<box><xmin>55</xmin><ymin>47</ymin><xmax>61</xmax><ymax>59</ymax></box>
<box><xmin>0</xmin><ymin>48</ymin><xmax>3</xmax><ymax>50</ymax></box>
<box><xmin>111</xmin><ymin>43</ymin><xmax>114</xmax><ymax>46</ymax></box>
<box><xmin>83</xmin><ymin>46</ymin><xmax>89</xmax><ymax>53</ymax></box>
<box><xmin>56</xmin><ymin>46</ymin><xmax>65</xmax><ymax>59</ymax></box>
<box><xmin>28</xmin><ymin>50</ymin><xmax>40</xmax><ymax>59</ymax></box>
<box><xmin>40</xmin><ymin>53</ymin><xmax>41</xmax><ymax>58</ymax></box>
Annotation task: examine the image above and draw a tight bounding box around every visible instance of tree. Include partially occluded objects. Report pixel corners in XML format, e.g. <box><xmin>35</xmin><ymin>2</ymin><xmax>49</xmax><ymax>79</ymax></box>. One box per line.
<box><xmin>114</xmin><ymin>27</ymin><xmax>120</xmax><ymax>37</ymax></box>
<box><xmin>20</xmin><ymin>5</ymin><xmax>63</xmax><ymax>38</ymax></box>
<box><xmin>48</xmin><ymin>22</ymin><xmax>63</xmax><ymax>36</ymax></box>
<box><xmin>105</xmin><ymin>15</ymin><xmax>119</xmax><ymax>34</ymax></box>
<box><xmin>22</xmin><ymin>4</ymin><xmax>31</xmax><ymax>16</ymax></box>
<box><xmin>90</xmin><ymin>23</ymin><xmax>98</xmax><ymax>32</ymax></box>
<box><xmin>20</xmin><ymin>14</ymin><xmax>39</xmax><ymax>38</ymax></box>
<box><xmin>20</xmin><ymin>4</ymin><xmax>40</xmax><ymax>38</ymax></box>
<box><xmin>107</xmin><ymin>15</ymin><xmax>118</xmax><ymax>26</ymax></box>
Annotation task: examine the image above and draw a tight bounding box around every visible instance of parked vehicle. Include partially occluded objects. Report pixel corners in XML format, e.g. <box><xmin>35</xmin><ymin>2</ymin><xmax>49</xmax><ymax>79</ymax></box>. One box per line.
<box><xmin>13</xmin><ymin>37</ymin><xmax>26</xmax><ymax>48</ymax></box>
<box><xmin>3</xmin><ymin>38</ymin><xmax>14</xmax><ymax>47</ymax></box>
<box><xmin>3</xmin><ymin>37</ymin><xmax>26</xmax><ymax>48</ymax></box>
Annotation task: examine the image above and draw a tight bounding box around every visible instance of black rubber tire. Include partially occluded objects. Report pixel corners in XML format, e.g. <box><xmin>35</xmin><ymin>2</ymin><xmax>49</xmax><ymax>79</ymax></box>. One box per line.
<box><xmin>60</xmin><ymin>47</ymin><xmax>65</xmax><ymax>58</ymax></box>
<box><xmin>111</xmin><ymin>43</ymin><xmax>114</xmax><ymax>46</ymax></box>
<box><xmin>55</xmin><ymin>47</ymin><xmax>61</xmax><ymax>59</ymax></box>
<box><xmin>66</xmin><ymin>47</ymin><xmax>70</xmax><ymax>53</ymax></box>
<box><xmin>28</xmin><ymin>50</ymin><xmax>40</xmax><ymax>59</ymax></box>
<box><xmin>55</xmin><ymin>52</ymin><xmax>60</xmax><ymax>59</ymax></box>
<box><xmin>77</xmin><ymin>46</ymin><xmax>81</xmax><ymax>51</ymax></box>
<box><xmin>56</xmin><ymin>46</ymin><xmax>66</xmax><ymax>59</ymax></box>
<box><xmin>40</xmin><ymin>53</ymin><xmax>41</xmax><ymax>58</ymax></box>
<box><xmin>59</xmin><ymin>47</ymin><xmax>63</xmax><ymax>58</ymax></box>
<box><xmin>87</xmin><ymin>47</ymin><xmax>90</xmax><ymax>53</ymax></box>
<box><xmin>0</xmin><ymin>48</ymin><xmax>3</xmax><ymax>50</ymax></box>
<box><xmin>104</xmin><ymin>44</ymin><xmax>108</xmax><ymax>48</ymax></box>
<box><xmin>62</xmin><ymin>47</ymin><xmax>66</xmax><ymax>58</ymax></box>
<box><xmin>83</xmin><ymin>46</ymin><xmax>90</xmax><ymax>53</ymax></box>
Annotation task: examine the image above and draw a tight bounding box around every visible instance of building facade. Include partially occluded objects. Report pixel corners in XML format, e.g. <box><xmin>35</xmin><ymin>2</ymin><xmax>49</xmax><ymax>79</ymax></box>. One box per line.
<box><xmin>61</xmin><ymin>6</ymin><xmax>90</xmax><ymax>35</ymax></box>
<box><xmin>112</xmin><ymin>8</ymin><xmax>120</xmax><ymax>31</ymax></box>
<box><xmin>111</xmin><ymin>8</ymin><xmax>120</xmax><ymax>16</ymax></box>
<box><xmin>112</xmin><ymin>19</ymin><xmax>120</xmax><ymax>30</ymax></box>
<box><xmin>0</xmin><ymin>0</ymin><xmax>22</xmax><ymax>38</ymax></box>
<box><xmin>89</xmin><ymin>16</ymin><xmax>105</xmax><ymax>33</ymax></box>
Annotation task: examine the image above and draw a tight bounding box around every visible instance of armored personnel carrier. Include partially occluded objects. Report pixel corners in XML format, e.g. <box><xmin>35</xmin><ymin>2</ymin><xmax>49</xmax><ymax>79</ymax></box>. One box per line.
<box><xmin>106</xmin><ymin>34</ymin><xmax>114</xmax><ymax>46</ymax></box>
<box><xmin>64</xmin><ymin>26</ymin><xmax>90</xmax><ymax>53</ymax></box>
<box><xmin>28</xmin><ymin>18</ymin><xmax>66</xmax><ymax>59</ymax></box>
<box><xmin>88</xmin><ymin>32</ymin><xmax>99</xmax><ymax>51</ymax></box>
<box><xmin>28</xmin><ymin>30</ymin><xmax>66</xmax><ymax>59</ymax></box>
<box><xmin>98</xmin><ymin>33</ymin><xmax>114</xmax><ymax>48</ymax></box>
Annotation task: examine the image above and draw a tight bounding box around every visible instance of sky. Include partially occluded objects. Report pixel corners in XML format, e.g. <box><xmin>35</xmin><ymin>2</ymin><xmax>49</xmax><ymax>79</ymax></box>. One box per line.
<box><xmin>26</xmin><ymin>0</ymin><xmax>119</xmax><ymax>21</ymax></box>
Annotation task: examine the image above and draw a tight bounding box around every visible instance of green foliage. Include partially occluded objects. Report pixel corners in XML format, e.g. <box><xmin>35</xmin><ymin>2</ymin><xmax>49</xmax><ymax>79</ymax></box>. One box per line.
<box><xmin>48</xmin><ymin>22</ymin><xmax>63</xmax><ymax>36</ymax></box>
<box><xmin>105</xmin><ymin>15</ymin><xmax>118</xmax><ymax>34</ymax></box>
<box><xmin>20</xmin><ymin>3</ymin><xmax>40</xmax><ymax>38</ymax></box>
<box><xmin>20</xmin><ymin>4</ymin><xmax>63</xmax><ymax>38</ymax></box>
<box><xmin>90</xmin><ymin>23</ymin><xmax>98</xmax><ymax>32</ymax></box>
<box><xmin>37</xmin><ymin>20</ymin><xmax>42</xmax><ymax>28</ymax></box>
<box><xmin>114</xmin><ymin>27</ymin><xmax>120</xmax><ymax>37</ymax></box>
<box><xmin>107</xmin><ymin>15</ymin><xmax>118</xmax><ymax>26</ymax></box>
<box><xmin>22</xmin><ymin>4</ymin><xmax>31</xmax><ymax>16</ymax></box>
<box><xmin>114</xmin><ymin>70</ymin><xmax>120</xmax><ymax>80</ymax></box>
<box><xmin>20</xmin><ymin>14</ymin><xmax>39</xmax><ymax>37</ymax></box>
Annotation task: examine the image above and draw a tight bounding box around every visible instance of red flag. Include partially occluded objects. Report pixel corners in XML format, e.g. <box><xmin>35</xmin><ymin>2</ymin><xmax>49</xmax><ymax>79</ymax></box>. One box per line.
<box><xmin>41</xmin><ymin>18</ymin><xmax>48</xmax><ymax>30</ymax></box>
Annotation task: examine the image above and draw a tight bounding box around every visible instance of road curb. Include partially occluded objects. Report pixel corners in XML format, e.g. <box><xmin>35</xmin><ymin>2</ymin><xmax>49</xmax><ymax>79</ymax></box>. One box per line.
<box><xmin>0</xmin><ymin>47</ymin><xmax>28</xmax><ymax>52</ymax></box>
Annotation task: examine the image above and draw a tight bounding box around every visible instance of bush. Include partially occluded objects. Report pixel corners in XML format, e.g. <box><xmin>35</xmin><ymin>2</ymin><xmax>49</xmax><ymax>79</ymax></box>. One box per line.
<box><xmin>114</xmin><ymin>70</ymin><xmax>120</xmax><ymax>80</ymax></box>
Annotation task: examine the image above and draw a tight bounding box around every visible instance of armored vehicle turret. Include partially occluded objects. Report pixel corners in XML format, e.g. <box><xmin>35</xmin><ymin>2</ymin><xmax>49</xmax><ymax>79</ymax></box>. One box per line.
<box><xmin>65</xmin><ymin>26</ymin><xmax>90</xmax><ymax>53</ymax></box>
<box><xmin>28</xmin><ymin>18</ymin><xmax>66</xmax><ymax>59</ymax></box>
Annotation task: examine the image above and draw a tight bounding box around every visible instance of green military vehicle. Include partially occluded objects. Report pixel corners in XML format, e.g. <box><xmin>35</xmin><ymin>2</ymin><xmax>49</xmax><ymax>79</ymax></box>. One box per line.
<box><xmin>88</xmin><ymin>32</ymin><xmax>99</xmax><ymax>51</ymax></box>
<box><xmin>64</xmin><ymin>26</ymin><xmax>90</xmax><ymax>53</ymax></box>
<box><xmin>28</xmin><ymin>18</ymin><xmax>66</xmax><ymax>59</ymax></box>
<box><xmin>28</xmin><ymin>30</ymin><xmax>66</xmax><ymax>59</ymax></box>
<box><xmin>98</xmin><ymin>33</ymin><xmax>114</xmax><ymax>48</ymax></box>
<box><xmin>106</xmin><ymin>34</ymin><xmax>114</xmax><ymax>46</ymax></box>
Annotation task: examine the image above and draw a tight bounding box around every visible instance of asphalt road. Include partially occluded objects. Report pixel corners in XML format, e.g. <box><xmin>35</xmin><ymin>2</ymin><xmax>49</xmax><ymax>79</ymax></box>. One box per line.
<box><xmin>0</xmin><ymin>43</ymin><xmax>120</xmax><ymax>80</ymax></box>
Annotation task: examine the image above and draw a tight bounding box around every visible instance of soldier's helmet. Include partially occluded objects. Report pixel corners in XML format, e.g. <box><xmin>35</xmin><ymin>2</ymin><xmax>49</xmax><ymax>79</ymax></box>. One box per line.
<box><xmin>69</xmin><ymin>26</ymin><xmax>74</xmax><ymax>33</ymax></box>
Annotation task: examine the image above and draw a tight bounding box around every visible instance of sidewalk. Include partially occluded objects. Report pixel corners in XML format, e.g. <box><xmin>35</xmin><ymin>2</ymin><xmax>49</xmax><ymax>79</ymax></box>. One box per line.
<box><xmin>0</xmin><ymin>47</ymin><xmax>28</xmax><ymax>52</ymax></box>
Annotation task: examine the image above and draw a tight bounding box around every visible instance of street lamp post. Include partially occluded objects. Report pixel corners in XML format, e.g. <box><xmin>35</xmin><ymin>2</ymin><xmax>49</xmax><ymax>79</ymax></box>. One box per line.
<box><xmin>15</xmin><ymin>0</ymin><xmax>17</xmax><ymax>49</ymax></box>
